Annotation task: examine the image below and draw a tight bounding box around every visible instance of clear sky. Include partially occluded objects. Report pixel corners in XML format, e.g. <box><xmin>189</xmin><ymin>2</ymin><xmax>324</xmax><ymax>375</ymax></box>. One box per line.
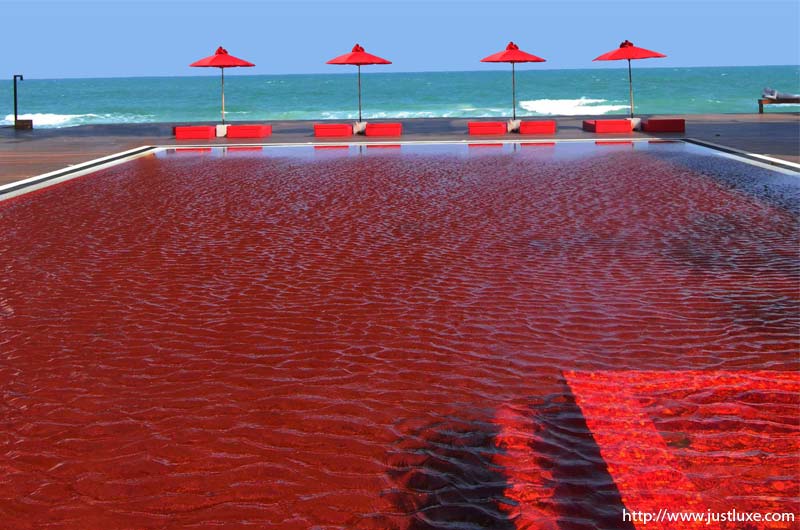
<box><xmin>5</xmin><ymin>0</ymin><xmax>800</xmax><ymax>79</ymax></box>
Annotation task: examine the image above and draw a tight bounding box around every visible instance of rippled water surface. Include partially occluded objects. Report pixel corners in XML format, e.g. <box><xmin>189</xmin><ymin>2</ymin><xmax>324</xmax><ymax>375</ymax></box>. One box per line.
<box><xmin>0</xmin><ymin>143</ymin><xmax>798</xmax><ymax>529</ymax></box>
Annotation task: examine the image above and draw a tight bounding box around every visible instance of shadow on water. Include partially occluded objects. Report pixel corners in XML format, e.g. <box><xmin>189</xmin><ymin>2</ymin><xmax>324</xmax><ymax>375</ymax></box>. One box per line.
<box><xmin>384</xmin><ymin>383</ymin><xmax>634</xmax><ymax>530</ymax></box>
<box><xmin>533</xmin><ymin>388</ymin><xmax>634</xmax><ymax>530</ymax></box>
<box><xmin>385</xmin><ymin>416</ymin><xmax>516</xmax><ymax>530</ymax></box>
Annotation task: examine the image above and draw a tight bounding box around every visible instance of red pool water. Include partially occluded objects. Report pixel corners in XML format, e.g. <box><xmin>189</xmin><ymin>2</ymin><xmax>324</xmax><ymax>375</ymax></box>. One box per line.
<box><xmin>0</xmin><ymin>143</ymin><xmax>797</xmax><ymax>529</ymax></box>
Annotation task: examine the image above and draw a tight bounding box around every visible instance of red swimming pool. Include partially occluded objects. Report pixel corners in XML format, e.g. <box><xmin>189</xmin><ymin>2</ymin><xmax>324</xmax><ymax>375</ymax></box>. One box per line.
<box><xmin>0</xmin><ymin>142</ymin><xmax>798</xmax><ymax>529</ymax></box>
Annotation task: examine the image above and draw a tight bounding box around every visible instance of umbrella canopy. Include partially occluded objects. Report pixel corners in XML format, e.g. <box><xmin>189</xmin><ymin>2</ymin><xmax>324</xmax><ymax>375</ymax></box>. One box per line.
<box><xmin>593</xmin><ymin>40</ymin><xmax>666</xmax><ymax>118</ymax></box>
<box><xmin>481</xmin><ymin>42</ymin><xmax>546</xmax><ymax>120</ymax></box>
<box><xmin>327</xmin><ymin>44</ymin><xmax>391</xmax><ymax>122</ymax></box>
<box><xmin>190</xmin><ymin>46</ymin><xmax>255</xmax><ymax>124</ymax></box>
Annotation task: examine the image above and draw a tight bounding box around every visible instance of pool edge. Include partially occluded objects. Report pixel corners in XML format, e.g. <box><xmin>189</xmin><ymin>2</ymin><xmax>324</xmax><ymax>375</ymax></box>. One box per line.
<box><xmin>684</xmin><ymin>138</ymin><xmax>800</xmax><ymax>172</ymax></box>
<box><xmin>0</xmin><ymin>145</ymin><xmax>158</xmax><ymax>202</ymax></box>
<box><xmin>2</xmin><ymin>139</ymin><xmax>797</xmax><ymax>202</ymax></box>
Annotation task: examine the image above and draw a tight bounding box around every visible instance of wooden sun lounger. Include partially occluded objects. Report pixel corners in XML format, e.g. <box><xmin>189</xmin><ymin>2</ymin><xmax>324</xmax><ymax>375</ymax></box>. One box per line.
<box><xmin>758</xmin><ymin>97</ymin><xmax>800</xmax><ymax>113</ymax></box>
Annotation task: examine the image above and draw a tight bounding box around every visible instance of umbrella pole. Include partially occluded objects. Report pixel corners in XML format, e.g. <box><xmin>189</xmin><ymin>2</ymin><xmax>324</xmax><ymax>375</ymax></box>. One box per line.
<box><xmin>357</xmin><ymin>65</ymin><xmax>362</xmax><ymax>122</ymax></box>
<box><xmin>512</xmin><ymin>63</ymin><xmax>516</xmax><ymax>121</ymax></box>
<box><xmin>221</xmin><ymin>68</ymin><xmax>226</xmax><ymax>124</ymax></box>
<box><xmin>627</xmin><ymin>59</ymin><xmax>634</xmax><ymax>118</ymax></box>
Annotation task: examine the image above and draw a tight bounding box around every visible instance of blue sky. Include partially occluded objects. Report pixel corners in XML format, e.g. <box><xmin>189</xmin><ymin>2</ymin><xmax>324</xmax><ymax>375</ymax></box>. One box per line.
<box><xmin>5</xmin><ymin>0</ymin><xmax>800</xmax><ymax>78</ymax></box>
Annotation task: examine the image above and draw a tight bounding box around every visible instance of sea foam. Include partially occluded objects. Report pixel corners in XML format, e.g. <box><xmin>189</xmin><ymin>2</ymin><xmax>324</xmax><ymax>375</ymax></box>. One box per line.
<box><xmin>316</xmin><ymin>107</ymin><xmax>518</xmax><ymax>120</ymax></box>
<box><xmin>0</xmin><ymin>113</ymin><xmax>100</xmax><ymax>127</ymax></box>
<box><xmin>1</xmin><ymin>113</ymin><xmax>155</xmax><ymax>128</ymax></box>
<box><xmin>519</xmin><ymin>98</ymin><xmax>629</xmax><ymax>115</ymax></box>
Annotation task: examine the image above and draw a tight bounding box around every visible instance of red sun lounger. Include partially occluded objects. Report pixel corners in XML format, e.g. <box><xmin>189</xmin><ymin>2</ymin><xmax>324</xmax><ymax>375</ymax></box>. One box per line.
<box><xmin>364</xmin><ymin>122</ymin><xmax>402</xmax><ymax>137</ymax></box>
<box><xmin>468</xmin><ymin>121</ymin><xmax>507</xmax><ymax>135</ymax></box>
<box><xmin>519</xmin><ymin>120</ymin><xmax>557</xmax><ymax>135</ymax></box>
<box><xmin>642</xmin><ymin>118</ymin><xmax>685</xmax><ymax>133</ymax></box>
<box><xmin>314</xmin><ymin>123</ymin><xmax>354</xmax><ymax>137</ymax></box>
<box><xmin>226</xmin><ymin>125</ymin><xmax>273</xmax><ymax>138</ymax></box>
<box><xmin>174</xmin><ymin>126</ymin><xmax>216</xmax><ymax>140</ymax></box>
<box><xmin>582</xmin><ymin>119</ymin><xmax>632</xmax><ymax>133</ymax></box>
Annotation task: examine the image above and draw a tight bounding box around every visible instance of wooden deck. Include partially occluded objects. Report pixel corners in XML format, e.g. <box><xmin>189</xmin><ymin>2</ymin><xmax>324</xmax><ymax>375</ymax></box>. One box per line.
<box><xmin>759</xmin><ymin>97</ymin><xmax>800</xmax><ymax>113</ymax></box>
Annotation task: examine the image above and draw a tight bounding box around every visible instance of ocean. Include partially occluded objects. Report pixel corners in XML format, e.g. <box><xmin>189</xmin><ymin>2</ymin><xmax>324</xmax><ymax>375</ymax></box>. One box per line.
<box><xmin>1</xmin><ymin>65</ymin><xmax>798</xmax><ymax>128</ymax></box>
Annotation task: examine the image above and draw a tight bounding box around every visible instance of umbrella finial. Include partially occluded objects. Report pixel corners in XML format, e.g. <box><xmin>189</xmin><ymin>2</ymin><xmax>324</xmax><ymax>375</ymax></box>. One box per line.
<box><xmin>352</xmin><ymin>43</ymin><xmax>365</xmax><ymax>52</ymax></box>
<box><xmin>507</xmin><ymin>41</ymin><xmax>519</xmax><ymax>50</ymax></box>
<box><xmin>620</xmin><ymin>40</ymin><xmax>633</xmax><ymax>48</ymax></box>
<box><xmin>216</xmin><ymin>46</ymin><xmax>228</xmax><ymax>54</ymax></box>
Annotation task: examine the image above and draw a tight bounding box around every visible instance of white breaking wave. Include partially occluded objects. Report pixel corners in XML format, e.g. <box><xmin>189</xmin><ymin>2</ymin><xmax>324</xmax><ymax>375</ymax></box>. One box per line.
<box><xmin>1</xmin><ymin>113</ymin><xmax>155</xmax><ymax>128</ymax></box>
<box><xmin>519</xmin><ymin>98</ymin><xmax>629</xmax><ymax>116</ymax></box>
<box><xmin>316</xmin><ymin>107</ymin><xmax>515</xmax><ymax>120</ymax></box>
<box><xmin>0</xmin><ymin>113</ymin><xmax>98</xmax><ymax>127</ymax></box>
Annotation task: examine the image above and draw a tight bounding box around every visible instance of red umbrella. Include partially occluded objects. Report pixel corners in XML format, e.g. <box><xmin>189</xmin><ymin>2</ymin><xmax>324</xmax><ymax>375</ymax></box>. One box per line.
<box><xmin>593</xmin><ymin>40</ymin><xmax>666</xmax><ymax>118</ymax></box>
<box><xmin>481</xmin><ymin>42</ymin><xmax>546</xmax><ymax>120</ymax></box>
<box><xmin>190</xmin><ymin>46</ymin><xmax>255</xmax><ymax>124</ymax></box>
<box><xmin>327</xmin><ymin>44</ymin><xmax>391</xmax><ymax>122</ymax></box>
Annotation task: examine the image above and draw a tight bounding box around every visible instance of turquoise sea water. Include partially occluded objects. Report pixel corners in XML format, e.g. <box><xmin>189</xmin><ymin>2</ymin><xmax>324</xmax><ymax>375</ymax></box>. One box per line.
<box><xmin>0</xmin><ymin>65</ymin><xmax>797</xmax><ymax>128</ymax></box>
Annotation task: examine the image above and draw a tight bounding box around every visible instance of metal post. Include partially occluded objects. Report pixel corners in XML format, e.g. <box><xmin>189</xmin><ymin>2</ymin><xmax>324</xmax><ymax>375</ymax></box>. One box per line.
<box><xmin>511</xmin><ymin>63</ymin><xmax>516</xmax><ymax>121</ymax></box>
<box><xmin>13</xmin><ymin>74</ymin><xmax>23</xmax><ymax>122</ymax></box>
<box><xmin>627</xmin><ymin>59</ymin><xmax>634</xmax><ymax>118</ymax></box>
<box><xmin>221</xmin><ymin>68</ymin><xmax>226</xmax><ymax>124</ymax></box>
<box><xmin>357</xmin><ymin>65</ymin><xmax>362</xmax><ymax>122</ymax></box>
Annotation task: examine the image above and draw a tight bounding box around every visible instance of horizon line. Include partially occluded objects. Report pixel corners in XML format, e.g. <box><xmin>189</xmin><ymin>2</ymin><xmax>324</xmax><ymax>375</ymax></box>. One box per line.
<box><xmin>3</xmin><ymin>63</ymin><xmax>798</xmax><ymax>82</ymax></box>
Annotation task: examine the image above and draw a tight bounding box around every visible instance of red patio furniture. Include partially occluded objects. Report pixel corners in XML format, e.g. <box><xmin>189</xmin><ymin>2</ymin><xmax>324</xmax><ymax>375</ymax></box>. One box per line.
<box><xmin>314</xmin><ymin>123</ymin><xmax>354</xmax><ymax>137</ymax></box>
<box><xmin>174</xmin><ymin>126</ymin><xmax>216</xmax><ymax>139</ymax></box>
<box><xmin>468</xmin><ymin>121</ymin><xmax>507</xmax><ymax>135</ymax></box>
<box><xmin>364</xmin><ymin>122</ymin><xmax>402</xmax><ymax>137</ymax></box>
<box><xmin>226</xmin><ymin>125</ymin><xmax>272</xmax><ymax>138</ymax></box>
<box><xmin>519</xmin><ymin>120</ymin><xmax>557</xmax><ymax>135</ymax></box>
<box><xmin>582</xmin><ymin>119</ymin><xmax>632</xmax><ymax>133</ymax></box>
<box><xmin>641</xmin><ymin>118</ymin><xmax>685</xmax><ymax>133</ymax></box>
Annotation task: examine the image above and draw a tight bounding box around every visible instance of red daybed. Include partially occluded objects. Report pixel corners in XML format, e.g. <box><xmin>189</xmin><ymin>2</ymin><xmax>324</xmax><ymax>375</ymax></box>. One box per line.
<box><xmin>314</xmin><ymin>123</ymin><xmax>354</xmax><ymax>137</ymax></box>
<box><xmin>582</xmin><ymin>119</ymin><xmax>632</xmax><ymax>133</ymax></box>
<box><xmin>174</xmin><ymin>126</ymin><xmax>216</xmax><ymax>140</ymax></box>
<box><xmin>364</xmin><ymin>123</ymin><xmax>402</xmax><ymax>137</ymax></box>
<box><xmin>468</xmin><ymin>121</ymin><xmax>507</xmax><ymax>135</ymax></box>
<box><xmin>519</xmin><ymin>120</ymin><xmax>557</xmax><ymax>135</ymax></box>
<box><xmin>226</xmin><ymin>125</ymin><xmax>272</xmax><ymax>138</ymax></box>
<box><xmin>642</xmin><ymin>119</ymin><xmax>685</xmax><ymax>133</ymax></box>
